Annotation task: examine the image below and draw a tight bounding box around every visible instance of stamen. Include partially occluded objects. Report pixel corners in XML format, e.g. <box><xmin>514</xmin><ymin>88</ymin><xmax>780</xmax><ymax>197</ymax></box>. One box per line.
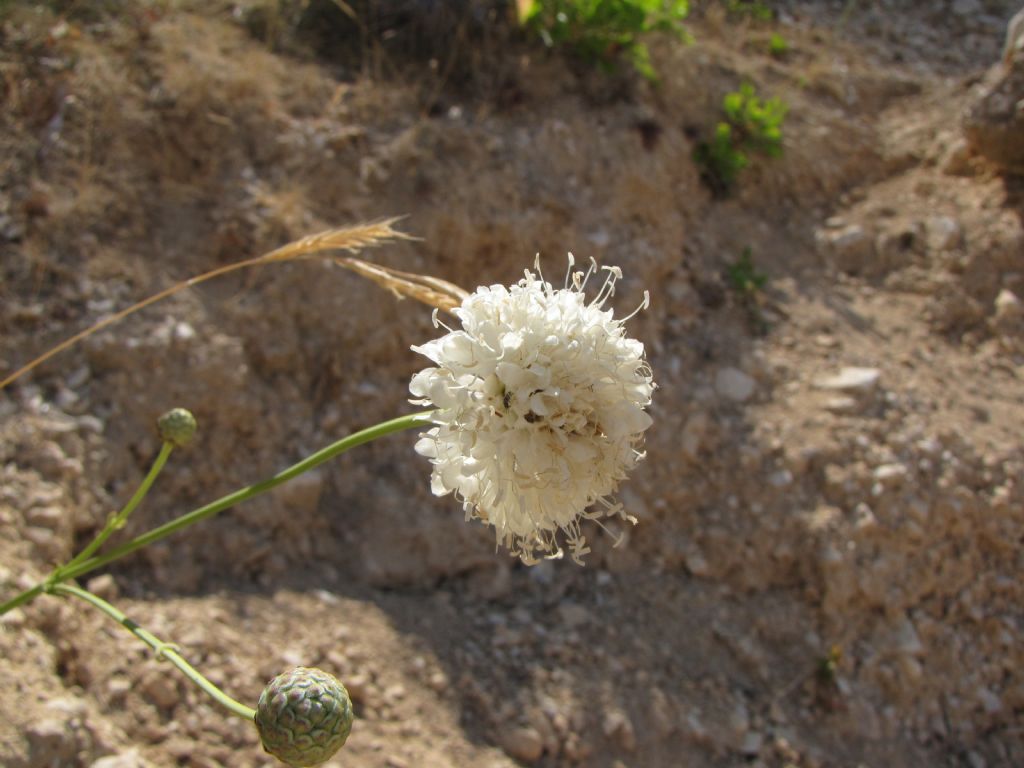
<box><xmin>533</xmin><ymin>253</ymin><xmax>545</xmax><ymax>287</ymax></box>
<box><xmin>591</xmin><ymin>265</ymin><xmax>623</xmax><ymax>308</ymax></box>
<box><xmin>564</xmin><ymin>252</ymin><xmax>576</xmax><ymax>290</ymax></box>
<box><xmin>431</xmin><ymin>308</ymin><xmax>456</xmax><ymax>333</ymax></box>
<box><xmin>578</xmin><ymin>257</ymin><xmax>598</xmax><ymax>292</ymax></box>
<box><xmin>620</xmin><ymin>290</ymin><xmax>650</xmax><ymax>322</ymax></box>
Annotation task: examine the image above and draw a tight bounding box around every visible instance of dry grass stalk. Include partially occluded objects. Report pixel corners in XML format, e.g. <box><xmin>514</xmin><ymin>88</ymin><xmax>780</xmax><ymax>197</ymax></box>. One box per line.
<box><xmin>1</xmin><ymin>218</ymin><xmax>462</xmax><ymax>390</ymax></box>
<box><xmin>335</xmin><ymin>257</ymin><xmax>469</xmax><ymax>313</ymax></box>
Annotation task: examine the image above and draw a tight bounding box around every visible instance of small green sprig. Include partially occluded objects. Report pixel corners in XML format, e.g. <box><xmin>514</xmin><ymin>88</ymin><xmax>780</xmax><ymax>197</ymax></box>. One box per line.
<box><xmin>726</xmin><ymin>247</ymin><xmax>770</xmax><ymax>334</ymax></box>
<box><xmin>726</xmin><ymin>246</ymin><xmax>768</xmax><ymax>296</ymax></box>
<box><xmin>768</xmin><ymin>32</ymin><xmax>789</xmax><ymax>58</ymax></box>
<box><xmin>694</xmin><ymin>82</ymin><xmax>788</xmax><ymax>196</ymax></box>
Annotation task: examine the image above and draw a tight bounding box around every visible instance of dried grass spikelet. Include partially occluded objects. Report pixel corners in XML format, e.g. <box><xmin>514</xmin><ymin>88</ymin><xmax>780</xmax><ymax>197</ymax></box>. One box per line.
<box><xmin>2</xmin><ymin>218</ymin><xmax>464</xmax><ymax>389</ymax></box>
<box><xmin>258</xmin><ymin>218</ymin><xmax>468</xmax><ymax>310</ymax></box>
<box><xmin>334</xmin><ymin>257</ymin><xmax>469</xmax><ymax>313</ymax></box>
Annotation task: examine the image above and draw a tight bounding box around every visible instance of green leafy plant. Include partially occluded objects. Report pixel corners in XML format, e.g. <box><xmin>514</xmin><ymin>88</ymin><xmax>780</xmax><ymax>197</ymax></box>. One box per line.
<box><xmin>768</xmin><ymin>32</ymin><xmax>789</xmax><ymax>57</ymax></box>
<box><xmin>722</xmin><ymin>82</ymin><xmax>787</xmax><ymax>156</ymax></box>
<box><xmin>693</xmin><ymin>82</ymin><xmax>787</xmax><ymax>195</ymax></box>
<box><xmin>518</xmin><ymin>0</ymin><xmax>690</xmax><ymax>80</ymax></box>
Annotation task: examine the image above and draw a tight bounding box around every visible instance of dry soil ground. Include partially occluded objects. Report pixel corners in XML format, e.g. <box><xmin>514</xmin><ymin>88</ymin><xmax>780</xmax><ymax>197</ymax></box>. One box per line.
<box><xmin>0</xmin><ymin>2</ymin><xmax>1022</xmax><ymax>767</ymax></box>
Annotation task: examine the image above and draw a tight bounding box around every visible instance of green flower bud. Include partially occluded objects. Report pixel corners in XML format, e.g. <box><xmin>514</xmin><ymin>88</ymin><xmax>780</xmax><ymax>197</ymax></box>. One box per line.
<box><xmin>157</xmin><ymin>408</ymin><xmax>197</xmax><ymax>447</ymax></box>
<box><xmin>255</xmin><ymin>666</ymin><xmax>353</xmax><ymax>767</ymax></box>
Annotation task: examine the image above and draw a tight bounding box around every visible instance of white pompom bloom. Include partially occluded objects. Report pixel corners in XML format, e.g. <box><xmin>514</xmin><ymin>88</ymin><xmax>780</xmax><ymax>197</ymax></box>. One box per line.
<box><xmin>409</xmin><ymin>255</ymin><xmax>655</xmax><ymax>564</ymax></box>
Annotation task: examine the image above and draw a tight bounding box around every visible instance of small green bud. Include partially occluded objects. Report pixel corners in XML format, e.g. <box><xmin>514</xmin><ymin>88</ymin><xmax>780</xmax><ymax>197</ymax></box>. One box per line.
<box><xmin>255</xmin><ymin>666</ymin><xmax>353</xmax><ymax>767</ymax></box>
<box><xmin>157</xmin><ymin>408</ymin><xmax>197</xmax><ymax>447</ymax></box>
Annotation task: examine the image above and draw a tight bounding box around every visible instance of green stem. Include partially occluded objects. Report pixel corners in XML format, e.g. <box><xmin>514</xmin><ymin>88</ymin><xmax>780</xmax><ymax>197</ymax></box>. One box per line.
<box><xmin>0</xmin><ymin>411</ymin><xmax>432</xmax><ymax>616</ymax></box>
<box><xmin>1</xmin><ymin>583</ymin><xmax>44</xmax><ymax>615</ymax></box>
<box><xmin>52</xmin><ymin>583</ymin><xmax>256</xmax><ymax>720</ymax></box>
<box><xmin>61</xmin><ymin>441</ymin><xmax>175</xmax><ymax>576</ymax></box>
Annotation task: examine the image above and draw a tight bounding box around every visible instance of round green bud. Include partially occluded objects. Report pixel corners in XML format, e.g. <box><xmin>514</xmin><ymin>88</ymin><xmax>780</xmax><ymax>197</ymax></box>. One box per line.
<box><xmin>157</xmin><ymin>408</ymin><xmax>197</xmax><ymax>447</ymax></box>
<box><xmin>255</xmin><ymin>666</ymin><xmax>353</xmax><ymax>767</ymax></box>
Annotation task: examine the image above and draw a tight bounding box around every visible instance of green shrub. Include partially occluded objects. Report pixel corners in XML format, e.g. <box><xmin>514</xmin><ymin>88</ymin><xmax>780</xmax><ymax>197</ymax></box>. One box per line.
<box><xmin>518</xmin><ymin>0</ymin><xmax>690</xmax><ymax>80</ymax></box>
<box><xmin>694</xmin><ymin>82</ymin><xmax>787</xmax><ymax>195</ymax></box>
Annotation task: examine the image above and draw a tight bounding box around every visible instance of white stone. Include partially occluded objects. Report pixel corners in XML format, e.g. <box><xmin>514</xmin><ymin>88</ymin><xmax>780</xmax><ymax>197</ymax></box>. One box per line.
<box><xmin>994</xmin><ymin>289</ymin><xmax>1022</xmax><ymax>319</ymax></box>
<box><xmin>602</xmin><ymin>709</ymin><xmax>636</xmax><ymax>751</ymax></box>
<box><xmin>681</xmin><ymin>412</ymin><xmax>711</xmax><ymax>460</ymax></box>
<box><xmin>853</xmin><ymin>503</ymin><xmax>878</xmax><ymax>531</ymax></box>
<box><xmin>873</xmin><ymin>463</ymin><xmax>908</xmax><ymax>485</ymax></box>
<box><xmin>891</xmin><ymin>616</ymin><xmax>924</xmax><ymax>656</ymax></box>
<box><xmin>45</xmin><ymin>696</ymin><xmax>89</xmax><ymax>717</ymax></box>
<box><xmin>26</xmin><ymin>506</ymin><xmax>64</xmax><ymax>530</ymax></box>
<box><xmin>976</xmin><ymin>687</ymin><xmax>1002</xmax><ymax>714</ymax></box>
<box><xmin>740</xmin><ymin>731</ymin><xmax>764</xmax><ymax>756</ymax></box>
<box><xmin>715</xmin><ymin>367</ymin><xmax>756</xmax><ymax>402</ymax></box>
<box><xmin>926</xmin><ymin>216</ymin><xmax>962</xmax><ymax>251</ymax></box>
<box><xmin>824</xmin><ymin>396</ymin><xmax>860</xmax><ymax>414</ymax></box>
<box><xmin>941</xmin><ymin>137</ymin><xmax>974</xmax><ymax>176</ymax></box>
<box><xmin>684</xmin><ymin>548</ymin><xmax>710</xmax><ymax>577</ymax></box>
<box><xmin>91</xmin><ymin>750</ymin><xmax>153</xmax><ymax>768</ymax></box>
<box><xmin>816</xmin><ymin>224</ymin><xmax>874</xmax><ymax>272</ymax></box>
<box><xmin>814</xmin><ymin>367</ymin><xmax>881</xmax><ymax>392</ymax></box>
<box><xmin>820</xmin><ymin>224</ymin><xmax>867</xmax><ymax>251</ymax></box>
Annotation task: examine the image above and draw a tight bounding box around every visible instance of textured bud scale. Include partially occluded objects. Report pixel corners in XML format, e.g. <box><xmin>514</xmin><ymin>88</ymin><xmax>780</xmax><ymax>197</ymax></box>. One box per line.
<box><xmin>157</xmin><ymin>408</ymin><xmax>197</xmax><ymax>447</ymax></box>
<box><xmin>255</xmin><ymin>666</ymin><xmax>353</xmax><ymax>767</ymax></box>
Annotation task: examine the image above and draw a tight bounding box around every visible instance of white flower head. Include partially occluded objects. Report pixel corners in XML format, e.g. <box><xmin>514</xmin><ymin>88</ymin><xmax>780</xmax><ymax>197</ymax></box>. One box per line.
<box><xmin>409</xmin><ymin>255</ymin><xmax>655</xmax><ymax>564</ymax></box>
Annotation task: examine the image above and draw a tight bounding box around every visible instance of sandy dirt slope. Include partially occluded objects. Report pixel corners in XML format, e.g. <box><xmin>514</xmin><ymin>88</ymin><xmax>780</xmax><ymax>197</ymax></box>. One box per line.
<box><xmin>1</xmin><ymin>2</ymin><xmax>1021</xmax><ymax>766</ymax></box>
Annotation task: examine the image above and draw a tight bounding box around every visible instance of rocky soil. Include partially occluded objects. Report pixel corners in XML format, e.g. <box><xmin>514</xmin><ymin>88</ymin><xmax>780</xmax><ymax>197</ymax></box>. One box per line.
<box><xmin>1</xmin><ymin>1</ymin><xmax>1022</xmax><ymax>767</ymax></box>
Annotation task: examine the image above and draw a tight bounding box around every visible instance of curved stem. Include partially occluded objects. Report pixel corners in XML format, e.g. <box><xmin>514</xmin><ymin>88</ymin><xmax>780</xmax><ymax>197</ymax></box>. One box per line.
<box><xmin>52</xmin><ymin>583</ymin><xmax>256</xmax><ymax>720</ymax></box>
<box><xmin>61</xmin><ymin>441</ymin><xmax>175</xmax><ymax>576</ymax></box>
<box><xmin>0</xmin><ymin>411</ymin><xmax>432</xmax><ymax>616</ymax></box>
